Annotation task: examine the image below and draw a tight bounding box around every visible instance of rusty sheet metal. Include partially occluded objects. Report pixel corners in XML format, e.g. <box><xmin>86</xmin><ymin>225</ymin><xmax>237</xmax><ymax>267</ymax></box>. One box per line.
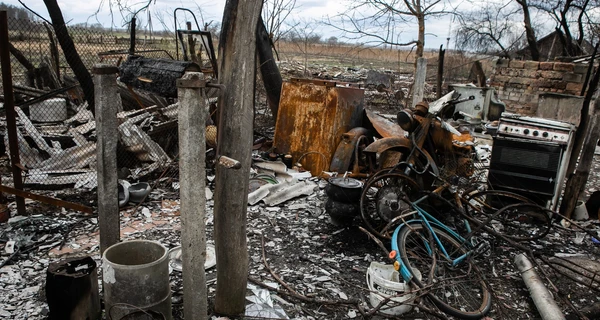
<box><xmin>330</xmin><ymin>127</ymin><xmax>370</xmax><ymax>173</ymax></box>
<box><xmin>365</xmin><ymin>108</ymin><xmax>405</xmax><ymax>138</ymax></box>
<box><xmin>274</xmin><ymin>80</ymin><xmax>364</xmax><ymax>176</ymax></box>
<box><xmin>363</xmin><ymin>136</ymin><xmax>411</xmax><ymax>154</ymax></box>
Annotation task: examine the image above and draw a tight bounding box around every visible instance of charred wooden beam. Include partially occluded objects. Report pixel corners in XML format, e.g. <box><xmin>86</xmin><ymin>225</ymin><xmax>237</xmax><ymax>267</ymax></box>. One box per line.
<box><xmin>119</xmin><ymin>56</ymin><xmax>200</xmax><ymax>98</ymax></box>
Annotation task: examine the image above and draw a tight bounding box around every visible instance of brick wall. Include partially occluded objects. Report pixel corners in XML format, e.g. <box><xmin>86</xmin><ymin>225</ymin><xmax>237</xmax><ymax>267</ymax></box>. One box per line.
<box><xmin>489</xmin><ymin>59</ymin><xmax>588</xmax><ymax>115</ymax></box>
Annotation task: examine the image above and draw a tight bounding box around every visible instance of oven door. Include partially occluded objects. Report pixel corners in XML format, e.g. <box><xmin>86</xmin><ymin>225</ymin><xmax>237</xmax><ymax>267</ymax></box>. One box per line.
<box><xmin>488</xmin><ymin>136</ymin><xmax>563</xmax><ymax>197</ymax></box>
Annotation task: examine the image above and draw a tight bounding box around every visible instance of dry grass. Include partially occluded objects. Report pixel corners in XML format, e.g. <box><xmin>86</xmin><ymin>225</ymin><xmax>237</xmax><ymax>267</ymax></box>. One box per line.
<box><xmin>7</xmin><ymin>25</ymin><xmax>492</xmax><ymax>86</ymax></box>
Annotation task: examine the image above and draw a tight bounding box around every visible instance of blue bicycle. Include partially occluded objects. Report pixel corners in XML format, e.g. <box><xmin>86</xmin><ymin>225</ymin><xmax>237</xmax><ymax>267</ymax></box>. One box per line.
<box><xmin>388</xmin><ymin>181</ymin><xmax>492</xmax><ymax>319</ymax></box>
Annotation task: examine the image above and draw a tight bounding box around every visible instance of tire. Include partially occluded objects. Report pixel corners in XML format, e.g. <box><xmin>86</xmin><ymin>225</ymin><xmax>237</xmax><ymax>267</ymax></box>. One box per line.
<box><xmin>360</xmin><ymin>172</ymin><xmax>420</xmax><ymax>239</ymax></box>
<box><xmin>397</xmin><ymin>224</ymin><xmax>492</xmax><ymax>319</ymax></box>
<box><xmin>463</xmin><ymin>190</ymin><xmax>551</xmax><ymax>241</ymax></box>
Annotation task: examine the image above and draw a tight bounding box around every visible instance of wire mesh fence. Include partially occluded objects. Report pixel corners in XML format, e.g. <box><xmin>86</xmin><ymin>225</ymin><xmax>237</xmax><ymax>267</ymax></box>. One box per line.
<box><xmin>0</xmin><ymin>16</ymin><xmax>180</xmax><ymax>207</ymax></box>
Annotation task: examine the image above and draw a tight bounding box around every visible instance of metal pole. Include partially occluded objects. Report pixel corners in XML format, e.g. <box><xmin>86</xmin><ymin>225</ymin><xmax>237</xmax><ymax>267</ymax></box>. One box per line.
<box><xmin>514</xmin><ymin>254</ymin><xmax>566</xmax><ymax>320</ymax></box>
<box><xmin>0</xmin><ymin>11</ymin><xmax>26</xmax><ymax>216</ymax></box>
<box><xmin>93</xmin><ymin>64</ymin><xmax>120</xmax><ymax>254</ymax></box>
<box><xmin>177</xmin><ymin>72</ymin><xmax>208</xmax><ymax>319</ymax></box>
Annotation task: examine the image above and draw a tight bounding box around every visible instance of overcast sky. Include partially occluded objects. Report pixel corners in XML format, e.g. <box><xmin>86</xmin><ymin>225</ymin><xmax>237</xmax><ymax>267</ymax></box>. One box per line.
<box><xmin>3</xmin><ymin>0</ymin><xmax>471</xmax><ymax>49</ymax></box>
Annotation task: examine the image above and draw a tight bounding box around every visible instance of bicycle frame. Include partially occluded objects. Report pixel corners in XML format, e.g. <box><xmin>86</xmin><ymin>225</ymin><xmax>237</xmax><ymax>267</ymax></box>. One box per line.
<box><xmin>390</xmin><ymin>191</ymin><xmax>473</xmax><ymax>283</ymax></box>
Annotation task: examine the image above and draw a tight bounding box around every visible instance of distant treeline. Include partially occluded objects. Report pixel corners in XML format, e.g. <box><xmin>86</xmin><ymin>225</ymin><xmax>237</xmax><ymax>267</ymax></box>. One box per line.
<box><xmin>0</xmin><ymin>2</ymin><xmax>34</xmax><ymax>20</ymax></box>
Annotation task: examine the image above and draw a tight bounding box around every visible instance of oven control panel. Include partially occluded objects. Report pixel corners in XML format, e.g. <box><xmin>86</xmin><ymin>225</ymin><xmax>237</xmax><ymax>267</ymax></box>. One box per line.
<box><xmin>497</xmin><ymin>123</ymin><xmax>571</xmax><ymax>143</ymax></box>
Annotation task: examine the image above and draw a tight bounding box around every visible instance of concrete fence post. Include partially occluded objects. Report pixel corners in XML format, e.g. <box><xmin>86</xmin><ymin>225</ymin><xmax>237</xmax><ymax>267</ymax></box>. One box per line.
<box><xmin>93</xmin><ymin>64</ymin><xmax>120</xmax><ymax>254</ymax></box>
<box><xmin>176</xmin><ymin>72</ymin><xmax>208</xmax><ymax>319</ymax></box>
<box><xmin>412</xmin><ymin>57</ymin><xmax>427</xmax><ymax>108</ymax></box>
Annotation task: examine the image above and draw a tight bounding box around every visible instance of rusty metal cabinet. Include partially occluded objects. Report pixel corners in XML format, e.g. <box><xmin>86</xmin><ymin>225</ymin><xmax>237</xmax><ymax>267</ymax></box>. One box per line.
<box><xmin>274</xmin><ymin>79</ymin><xmax>364</xmax><ymax>175</ymax></box>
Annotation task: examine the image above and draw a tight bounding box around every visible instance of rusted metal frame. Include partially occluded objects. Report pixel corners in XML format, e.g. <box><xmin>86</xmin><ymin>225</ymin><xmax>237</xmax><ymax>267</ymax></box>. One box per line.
<box><xmin>173</xmin><ymin>8</ymin><xmax>202</xmax><ymax>61</ymax></box>
<box><xmin>175</xmin><ymin>29</ymin><xmax>219</xmax><ymax>78</ymax></box>
<box><xmin>97</xmin><ymin>49</ymin><xmax>175</xmax><ymax>60</ymax></box>
<box><xmin>0</xmin><ymin>185</ymin><xmax>93</xmax><ymax>214</ymax></box>
<box><xmin>0</xmin><ymin>11</ymin><xmax>25</xmax><ymax>215</ymax></box>
<box><xmin>16</xmin><ymin>84</ymin><xmax>78</xmax><ymax>108</ymax></box>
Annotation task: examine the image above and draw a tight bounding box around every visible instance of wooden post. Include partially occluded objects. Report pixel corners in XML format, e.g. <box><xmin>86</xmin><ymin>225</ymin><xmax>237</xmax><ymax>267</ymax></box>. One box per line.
<box><xmin>0</xmin><ymin>11</ymin><xmax>26</xmax><ymax>216</ymax></box>
<box><xmin>436</xmin><ymin>45</ymin><xmax>445</xmax><ymax>99</ymax></box>
<box><xmin>93</xmin><ymin>64</ymin><xmax>120</xmax><ymax>254</ymax></box>
<box><xmin>565</xmin><ymin>60</ymin><xmax>600</xmax><ymax>181</ymax></box>
<box><xmin>412</xmin><ymin>57</ymin><xmax>427</xmax><ymax>108</ymax></box>
<box><xmin>560</xmin><ymin>94</ymin><xmax>600</xmax><ymax>218</ymax></box>
<box><xmin>177</xmin><ymin>72</ymin><xmax>208</xmax><ymax>320</ymax></box>
<box><xmin>214</xmin><ymin>0</ymin><xmax>263</xmax><ymax>315</ymax></box>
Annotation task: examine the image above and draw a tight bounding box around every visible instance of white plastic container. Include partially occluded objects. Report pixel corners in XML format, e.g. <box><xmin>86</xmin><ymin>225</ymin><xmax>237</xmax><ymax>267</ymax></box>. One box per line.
<box><xmin>366</xmin><ymin>262</ymin><xmax>419</xmax><ymax>316</ymax></box>
<box><xmin>30</xmin><ymin>98</ymin><xmax>67</xmax><ymax>122</ymax></box>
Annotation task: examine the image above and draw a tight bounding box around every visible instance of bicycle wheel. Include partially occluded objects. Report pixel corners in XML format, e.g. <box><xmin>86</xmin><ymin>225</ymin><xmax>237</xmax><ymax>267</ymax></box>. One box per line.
<box><xmin>463</xmin><ymin>190</ymin><xmax>551</xmax><ymax>241</ymax></box>
<box><xmin>463</xmin><ymin>190</ymin><xmax>532</xmax><ymax>217</ymax></box>
<box><xmin>488</xmin><ymin>203</ymin><xmax>553</xmax><ymax>241</ymax></box>
<box><xmin>360</xmin><ymin>172</ymin><xmax>420</xmax><ymax>239</ymax></box>
<box><xmin>397</xmin><ymin>224</ymin><xmax>492</xmax><ymax>319</ymax></box>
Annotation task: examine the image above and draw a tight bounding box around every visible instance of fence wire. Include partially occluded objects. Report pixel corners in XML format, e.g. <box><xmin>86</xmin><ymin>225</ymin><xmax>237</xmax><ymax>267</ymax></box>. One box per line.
<box><xmin>0</xmin><ymin>16</ymin><xmax>180</xmax><ymax>207</ymax></box>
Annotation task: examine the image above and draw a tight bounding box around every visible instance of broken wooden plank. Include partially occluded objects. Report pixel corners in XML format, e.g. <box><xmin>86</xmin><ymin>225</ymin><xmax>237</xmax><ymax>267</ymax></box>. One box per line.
<box><xmin>118</xmin><ymin>119</ymin><xmax>169</xmax><ymax>163</ymax></box>
<box><xmin>15</xmin><ymin>107</ymin><xmax>61</xmax><ymax>156</ymax></box>
<box><xmin>0</xmin><ymin>184</ymin><xmax>93</xmax><ymax>214</ymax></box>
<box><xmin>34</xmin><ymin>142</ymin><xmax>96</xmax><ymax>171</ymax></box>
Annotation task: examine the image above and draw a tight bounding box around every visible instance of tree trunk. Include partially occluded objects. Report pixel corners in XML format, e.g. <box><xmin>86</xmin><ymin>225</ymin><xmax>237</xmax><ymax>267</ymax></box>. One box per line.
<box><xmin>8</xmin><ymin>41</ymin><xmax>35</xmax><ymax>87</ymax></box>
<box><xmin>416</xmin><ymin>14</ymin><xmax>425</xmax><ymax>59</ymax></box>
<box><xmin>517</xmin><ymin>0</ymin><xmax>540</xmax><ymax>61</ymax></box>
<box><xmin>213</xmin><ymin>0</ymin><xmax>263</xmax><ymax>315</ymax></box>
<box><xmin>43</xmin><ymin>0</ymin><xmax>95</xmax><ymax>114</ymax></box>
<box><xmin>257</xmin><ymin>16</ymin><xmax>282</xmax><ymax>119</ymax></box>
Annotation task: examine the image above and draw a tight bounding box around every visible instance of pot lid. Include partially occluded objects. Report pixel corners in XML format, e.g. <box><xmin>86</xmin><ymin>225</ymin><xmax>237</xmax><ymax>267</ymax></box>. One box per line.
<box><xmin>329</xmin><ymin>177</ymin><xmax>363</xmax><ymax>189</ymax></box>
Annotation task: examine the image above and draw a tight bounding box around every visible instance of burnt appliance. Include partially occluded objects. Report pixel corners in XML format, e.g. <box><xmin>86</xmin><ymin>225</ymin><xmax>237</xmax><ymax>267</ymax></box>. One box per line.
<box><xmin>488</xmin><ymin>113</ymin><xmax>576</xmax><ymax>210</ymax></box>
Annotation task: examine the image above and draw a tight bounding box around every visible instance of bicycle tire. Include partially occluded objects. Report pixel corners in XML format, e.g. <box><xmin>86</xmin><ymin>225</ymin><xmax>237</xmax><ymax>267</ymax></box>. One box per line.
<box><xmin>463</xmin><ymin>190</ymin><xmax>551</xmax><ymax>241</ymax></box>
<box><xmin>397</xmin><ymin>224</ymin><xmax>492</xmax><ymax>319</ymax></box>
<box><xmin>360</xmin><ymin>172</ymin><xmax>420</xmax><ymax>239</ymax></box>
<box><xmin>489</xmin><ymin>203</ymin><xmax>553</xmax><ymax>241</ymax></box>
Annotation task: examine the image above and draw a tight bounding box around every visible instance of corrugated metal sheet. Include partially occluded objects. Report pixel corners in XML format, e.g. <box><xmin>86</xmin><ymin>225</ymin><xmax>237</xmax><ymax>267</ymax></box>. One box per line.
<box><xmin>274</xmin><ymin>79</ymin><xmax>364</xmax><ymax>176</ymax></box>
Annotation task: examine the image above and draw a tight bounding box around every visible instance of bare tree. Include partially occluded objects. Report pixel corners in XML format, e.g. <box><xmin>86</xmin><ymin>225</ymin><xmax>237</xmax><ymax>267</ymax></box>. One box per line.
<box><xmin>516</xmin><ymin>0</ymin><xmax>541</xmax><ymax>60</ymax></box>
<box><xmin>43</xmin><ymin>0</ymin><xmax>95</xmax><ymax>113</ymax></box>
<box><xmin>528</xmin><ymin>0</ymin><xmax>600</xmax><ymax>56</ymax></box>
<box><xmin>455</xmin><ymin>1</ymin><xmax>523</xmax><ymax>57</ymax></box>
<box><xmin>326</xmin><ymin>0</ymin><xmax>451</xmax><ymax>61</ymax></box>
<box><xmin>262</xmin><ymin>0</ymin><xmax>296</xmax><ymax>44</ymax></box>
<box><xmin>288</xmin><ymin>19</ymin><xmax>323</xmax><ymax>76</ymax></box>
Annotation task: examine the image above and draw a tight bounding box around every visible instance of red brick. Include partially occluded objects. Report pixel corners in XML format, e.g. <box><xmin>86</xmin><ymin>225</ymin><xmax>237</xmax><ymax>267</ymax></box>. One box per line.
<box><xmin>523</xmin><ymin>61</ymin><xmax>539</xmax><ymax>70</ymax></box>
<box><xmin>509</xmin><ymin>60</ymin><xmax>525</xmax><ymax>69</ymax></box>
<box><xmin>540</xmin><ymin>71</ymin><xmax>564</xmax><ymax>80</ymax></box>
<box><xmin>553</xmin><ymin>62</ymin><xmax>574</xmax><ymax>72</ymax></box>
<box><xmin>540</xmin><ymin>62</ymin><xmax>554</xmax><ymax>70</ymax></box>
<box><xmin>566</xmin><ymin>82</ymin><xmax>583</xmax><ymax>94</ymax></box>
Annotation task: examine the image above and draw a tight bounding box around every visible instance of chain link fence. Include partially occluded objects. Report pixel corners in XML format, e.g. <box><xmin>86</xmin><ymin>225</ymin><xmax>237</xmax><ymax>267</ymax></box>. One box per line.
<box><xmin>0</xmin><ymin>16</ymin><xmax>181</xmax><ymax>208</ymax></box>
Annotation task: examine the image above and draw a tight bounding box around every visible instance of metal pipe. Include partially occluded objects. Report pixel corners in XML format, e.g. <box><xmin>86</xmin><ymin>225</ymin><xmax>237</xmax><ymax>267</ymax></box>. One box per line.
<box><xmin>0</xmin><ymin>10</ymin><xmax>26</xmax><ymax>216</ymax></box>
<box><xmin>514</xmin><ymin>254</ymin><xmax>566</xmax><ymax>320</ymax></box>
